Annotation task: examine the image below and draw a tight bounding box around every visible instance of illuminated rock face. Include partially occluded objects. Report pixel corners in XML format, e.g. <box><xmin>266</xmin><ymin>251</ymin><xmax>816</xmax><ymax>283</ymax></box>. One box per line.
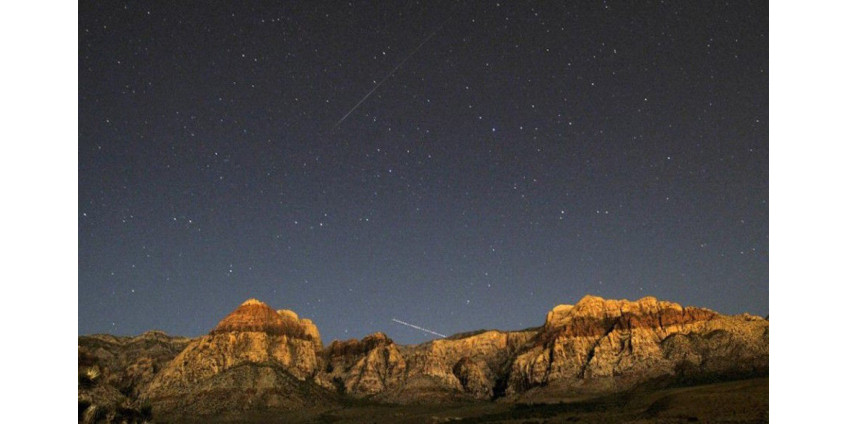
<box><xmin>319</xmin><ymin>329</ymin><xmax>537</xmax><ymax>402</ymax></box>
<box><xmin>319</xmin><ymin>296</ymin><xmax>766</xmax><ymax>402</ymax></box>
<box><xmin>321</xmin><ymin>332</ymin><xmax>408</xmax><ymax>396</ymax></box>
<box><xmin>124</xmin><ymin>295</ymin><xmax>767</xmax><ymax>415</ymax></box>
<box><xmin>142</xmin><ymin>299</ymin><xmax>330</xmax><ymax>415</ymax></box>
<box><xmin>209</xmin><ymin>299</ymin><xmax>322</xmax><ymax>349</ymax></box>
<box><xmin>506</xmin><ymin>296</ymin><xmax>768</xmax><ymax>397</ymax></box>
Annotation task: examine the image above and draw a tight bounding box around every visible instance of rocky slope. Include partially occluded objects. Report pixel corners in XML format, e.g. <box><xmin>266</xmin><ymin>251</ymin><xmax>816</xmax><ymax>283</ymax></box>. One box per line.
<box><xmin>80</xmin><ymin>295</ymin><xmax>768</xmax><ymax>420</ymax></box>
<box><xmin>78</xmin><ymin>331</ymin><xmax>193</xmax><ymax>423</ymax></box>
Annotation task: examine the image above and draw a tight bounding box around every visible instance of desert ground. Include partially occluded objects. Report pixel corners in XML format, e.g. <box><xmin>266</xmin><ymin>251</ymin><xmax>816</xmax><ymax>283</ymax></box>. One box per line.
<box><xmin>157</xmin><ymin>377</ymin><xmax>767</xmax><ymax>424</ymax></box>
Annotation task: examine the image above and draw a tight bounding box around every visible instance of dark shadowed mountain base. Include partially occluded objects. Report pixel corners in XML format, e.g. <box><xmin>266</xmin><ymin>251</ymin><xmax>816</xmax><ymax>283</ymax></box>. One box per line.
<box><xmin>153</xmin><ymin>378</ymin><xmax>767</xmax><ymax>424</ymax></box>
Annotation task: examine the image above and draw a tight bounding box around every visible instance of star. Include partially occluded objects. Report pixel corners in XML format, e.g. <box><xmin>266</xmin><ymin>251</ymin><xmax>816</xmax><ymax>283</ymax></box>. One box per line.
<box><xmin>77</xmin><ymin>0</ymin><xmax>769</xmax><ymax>345</ymax></box>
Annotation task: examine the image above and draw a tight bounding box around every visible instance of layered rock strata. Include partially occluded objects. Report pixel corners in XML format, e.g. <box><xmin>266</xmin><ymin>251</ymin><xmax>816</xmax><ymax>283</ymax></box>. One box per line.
<box><xmin>507</xmin><ymin>295</ymin><xmax>768</xmax><ymax>397</ymax></box>
<box><xmin>142</xmin><ymin>299</ymin><xmax>330</xmax><ymax>414</ymax></box>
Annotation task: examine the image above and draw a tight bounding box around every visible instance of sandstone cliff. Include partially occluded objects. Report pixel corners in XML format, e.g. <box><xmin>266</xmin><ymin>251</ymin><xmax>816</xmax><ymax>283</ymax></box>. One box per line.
<box><xmin>313</xmin><ymin>295</ymin><xmax>766</xmax><ymax>402</ymax></box>
<box><xmin>208</xmin><ymin>298</ymin><xmax>322</xmax><ymax>350</ymax></box>
<box><xmin>506</xmin><ymin>295</ymin><xmax>768</xmax><ymax>398</ymax></box>
<box><xmin>319</xmin><ymin>329</ymin><xmax>537</xmax><ymax>402</ymax></box>
<box><xmin>321</xmin><ymin>332</ymin><xmax>407</xmax><ymax>396</ymax></box>
<box><xmin>141</xmin><ymin>299</ymin><xmax>333</xmax><ymax>417</ymax></box>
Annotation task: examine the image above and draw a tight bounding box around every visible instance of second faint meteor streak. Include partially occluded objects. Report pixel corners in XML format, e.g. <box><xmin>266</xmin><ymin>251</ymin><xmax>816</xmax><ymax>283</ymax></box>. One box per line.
<box><xmin>391</xmin><ymin>318</ymin><xmax>446</xmax><ymax>338</ymax></box>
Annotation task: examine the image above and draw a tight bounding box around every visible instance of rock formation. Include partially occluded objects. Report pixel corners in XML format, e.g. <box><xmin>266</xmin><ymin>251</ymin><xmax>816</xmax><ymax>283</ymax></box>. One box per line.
<box><xmin>391</xmin><ymin>329</ymin><xmax>537</xmax><ymax>402</ymax></box>
<box><xmin>207</xmin><ymin>298</ymin><xmax>322</xmax><ymax>350</ymax></box>
<box><xmin>141</xmin><ymin>299</ymin><xmax>333</xmax><ymax>417</ymax></box>
<box><xmin>77</xmin><ymin>331</ymin><xmax>192</xmax><ymax>423</ymax></box>
<box><xmin>313</xmin><ymin>296</ymin><xmax>766</xmax><ymax>403</ymax></box>
<box><xmin>321</xmin><ymin>332</ymin><xmax>407</xmax><ymax>396</ymax></box>
<box><xmin>506</xmin><ymin>295</ymin><xmax>768</xmax><ymax>398</ymax></box>
<box><xmin>79</xmin><ymin>295</ymin><xmax>768</xmax><ymax>420</ymax></box>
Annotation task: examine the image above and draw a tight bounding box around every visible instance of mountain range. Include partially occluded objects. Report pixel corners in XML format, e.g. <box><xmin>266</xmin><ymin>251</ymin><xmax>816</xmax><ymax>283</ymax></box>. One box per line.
<box><xmin>78</xmin><ymin>295</ymin><xmax>768</xmax><ymax>423</ymax></box>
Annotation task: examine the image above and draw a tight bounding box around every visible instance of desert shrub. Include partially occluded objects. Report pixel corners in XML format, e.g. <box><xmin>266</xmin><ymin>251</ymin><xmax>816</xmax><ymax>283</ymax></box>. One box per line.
<box><xmin>78</xmin><ymin>367</ymin><xmax>100</xmax><ymax>389</ymax></box>
<box><xmin>82</xmin><ymin>404</ymin><xmax>106</xmax><ymax>423</ymax></box>
<box><xmin>85</xmin><ymin>366</ymin><xmax>101</xmax><ymax>381</ymax></box>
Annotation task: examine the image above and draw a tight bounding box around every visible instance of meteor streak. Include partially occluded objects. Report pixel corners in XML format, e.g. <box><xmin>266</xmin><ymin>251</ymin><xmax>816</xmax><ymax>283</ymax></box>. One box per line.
<box><xmin>332</xmin><ymin>12</ymin><xmax>454</xmax><ymax>129</ymax></box>
<box><xmin>391</xmin><ymin>318</ymin><xmax>446</xmax><ymax>338</ymax></box>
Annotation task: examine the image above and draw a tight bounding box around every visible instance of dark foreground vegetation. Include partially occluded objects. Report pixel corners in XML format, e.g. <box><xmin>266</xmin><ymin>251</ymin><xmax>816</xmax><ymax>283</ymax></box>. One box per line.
<box><xmin>152</xmin><ymin>377</ymin><xmax>767</xmax><ymax>424</ymax></box>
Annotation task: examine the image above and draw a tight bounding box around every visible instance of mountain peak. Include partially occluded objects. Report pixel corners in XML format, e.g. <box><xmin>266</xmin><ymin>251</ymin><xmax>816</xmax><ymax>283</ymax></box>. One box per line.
<box><xmin>211</xmin><ymin>298</ymin><xmax>285</xmax><ymax>335</ymax></box>
<box><xmin>575</xmin><ymin>294</ymin><xmax>605</xmax><ymax>305</ymax></box>
<box><xmin>240</xmin><ymin>298</ymin><xmax>265</xmax><ymax>306</ymax></box>
<box><xmin>207</xmin><ymin>299</ymin><xmax>323</xmax><ymax>350</ymax></box>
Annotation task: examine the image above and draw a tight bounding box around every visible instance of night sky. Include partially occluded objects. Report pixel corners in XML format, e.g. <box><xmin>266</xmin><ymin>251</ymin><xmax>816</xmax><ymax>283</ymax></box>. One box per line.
<box><xmin>78</xmin><ymin>1</ymin><xmax>768</xmax><ymax>345</ymax></box>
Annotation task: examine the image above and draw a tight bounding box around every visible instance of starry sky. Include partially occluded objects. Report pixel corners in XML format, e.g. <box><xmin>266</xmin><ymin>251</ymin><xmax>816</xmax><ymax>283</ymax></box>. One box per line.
<box><xmin>78</xmin><ymin>1</ymin><xmax>768</xmax><ymax>345</ymax></box>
